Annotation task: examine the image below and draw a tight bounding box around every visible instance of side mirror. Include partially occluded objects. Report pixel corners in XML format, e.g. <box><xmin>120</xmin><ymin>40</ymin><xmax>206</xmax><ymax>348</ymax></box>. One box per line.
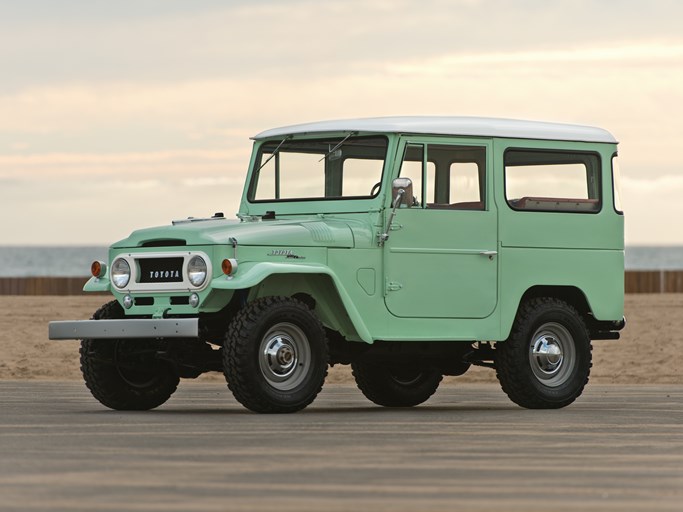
<box><xmin>379</xmin><ymin>177</ymin><xmax>414</xmax><ymax>246</ymax></box>
<box><xmin>392</xmin><ymin>177</ymin><xmax>413</xmax><ymax>208</ymax></box>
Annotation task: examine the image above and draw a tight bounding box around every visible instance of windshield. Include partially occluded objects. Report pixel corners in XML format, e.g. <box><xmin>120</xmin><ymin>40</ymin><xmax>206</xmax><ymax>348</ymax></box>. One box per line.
<box><xmin>248</xmin><ymin>135</ymin><xmax>387</xmax><ymax>202</ymax></box>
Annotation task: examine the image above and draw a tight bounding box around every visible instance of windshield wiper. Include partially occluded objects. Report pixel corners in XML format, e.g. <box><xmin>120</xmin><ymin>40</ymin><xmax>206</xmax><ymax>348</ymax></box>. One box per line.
<box><xmin>257</xmin><ymin>136</ymin><xmax>291</xmax><ymax>172</ymax></box>
<box><xmin>318</xmin><ymin>132</ymin><xmax>358</xmax><ymax>162</ymax></box>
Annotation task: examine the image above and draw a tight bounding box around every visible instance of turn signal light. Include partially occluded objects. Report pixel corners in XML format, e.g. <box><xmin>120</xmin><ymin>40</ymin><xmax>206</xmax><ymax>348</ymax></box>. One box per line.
<box><xmin>222</xmin><ymin>258</ymin><xmax>238</xmax><ymax>276</ymax></box>
<box><xmin>91</xmin><ymin>261</ymin><xmax>107</xmax><ymax>278</ymax></box>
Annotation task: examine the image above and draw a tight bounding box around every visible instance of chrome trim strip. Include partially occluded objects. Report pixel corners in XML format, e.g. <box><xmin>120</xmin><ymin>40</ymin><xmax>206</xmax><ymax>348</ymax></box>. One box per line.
<box><xmin>48</xmin><ymin>318</ymin><xmax>199</xmax><ymax>340</ymax></box>
<box><xmin>389</xmin><ymin>247</ymin><xmax>495</xmax><ymax>255</ymax></box>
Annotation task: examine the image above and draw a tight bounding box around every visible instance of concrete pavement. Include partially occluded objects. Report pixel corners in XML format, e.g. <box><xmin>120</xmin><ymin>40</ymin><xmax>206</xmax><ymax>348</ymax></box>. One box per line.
<box><xmin>0</xmin><ymin>381</ymin><xmax>681</xmax><ymax>511</ymax></box>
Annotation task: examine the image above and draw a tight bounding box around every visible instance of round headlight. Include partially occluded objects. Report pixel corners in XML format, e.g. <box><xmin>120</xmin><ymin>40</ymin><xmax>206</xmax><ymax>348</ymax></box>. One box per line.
<box><xmin>187</xmin><ymin>255</ymin><xmax>207</xmax><ymax>287</ymax></box>
<box><xmin>111</xmin><ymin>258</ymin><xmax>131</xmax><ymax>289</ymax></box>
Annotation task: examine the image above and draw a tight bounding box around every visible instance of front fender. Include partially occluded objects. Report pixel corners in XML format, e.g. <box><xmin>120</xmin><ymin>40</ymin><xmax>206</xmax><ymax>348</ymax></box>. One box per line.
<box><xmin>211</xmin><ymin>262</ymin><xmax>373</xmax><ymax>343</ymax></box>
<box><xmin>83</xmin><ymin>276</ymin><xmax>111</xmax><ymax>293</ymax></box>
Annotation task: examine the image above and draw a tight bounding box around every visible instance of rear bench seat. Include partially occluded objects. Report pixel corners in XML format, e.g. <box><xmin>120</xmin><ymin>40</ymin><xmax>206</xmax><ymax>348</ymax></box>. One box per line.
<box><xmin>514</xmin><ymin>197</ymin><xmax>599</xmax><ymax>212</ymax></box>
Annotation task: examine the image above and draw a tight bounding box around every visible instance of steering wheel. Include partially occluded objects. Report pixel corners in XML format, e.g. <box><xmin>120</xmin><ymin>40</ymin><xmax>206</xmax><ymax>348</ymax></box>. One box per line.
<box><xmin>370</xmin><ymin>182</ymin><xmax>382</xmax><ymax>197</ymax></box>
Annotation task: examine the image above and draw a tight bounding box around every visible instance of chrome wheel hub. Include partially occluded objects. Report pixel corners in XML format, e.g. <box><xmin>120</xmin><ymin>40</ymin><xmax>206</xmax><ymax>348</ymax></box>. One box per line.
<box><xmin>259</xmin><ymin>322</ymin><xmax>311</xmax><ymax>391</ymax></box>
<box><xmin>532</xmin><ymin>336</ymin><xmax>564</xmax><ymax>375</ymax></box>
<box><xmin>528</xmin><ymin>322</ymin><xmax>576</xmax><ymax>387</ymax></box>
<box><xmin>264</xmin><ymin>337</ymin><xmax>297</xmax><ymax>378</ymax></box>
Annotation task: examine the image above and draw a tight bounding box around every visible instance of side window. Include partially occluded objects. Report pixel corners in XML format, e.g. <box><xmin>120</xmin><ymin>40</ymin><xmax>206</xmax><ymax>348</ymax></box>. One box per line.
<box><xmin>399</xmin><ymin>143</ymin><xmax>485</xmax><ymax>209</ymax></box>
<box><xmin>426</xmin><ymin>145</ymin><xmax>486</xmax><ymax>210</ymax></box>
<box><xmin>505</xmin><ymin>150</ymin><xmax>601</xmax><ymax>213</ymax></box>
<box><xmin>612</xmin><ymin>154</ymin><xmax>623</xmax><ymax>214</ymax></box>
<box><xmin>449</xmin><ymin>162</ymin><xmax>482</xmax><ymax>204</ymax></box>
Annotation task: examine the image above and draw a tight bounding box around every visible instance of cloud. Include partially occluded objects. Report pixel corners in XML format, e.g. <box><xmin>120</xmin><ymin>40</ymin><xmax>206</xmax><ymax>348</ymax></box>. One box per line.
<box><xmin>2</xmin><ymin>1</ymin><xmax>683</xmax><ymax>244</ymax></box>
<box><xmin>0</xmin><ymin>149</ymin><xmax>246</xmax><ymax>177</ymax></box>
<box><xmin>180</xmin><ymin>177</ymin><xmax>242</xmax><ymax>187</ymax></box>
<box><xmin>622</xmin><ymin>175</ymin><xmax>683</xmax><ymax>194</ymax></box>
<box><xmin>389</xmin><ymin>41</ymin><xmax>683</xmax><ymax>75</ymax></box>
<box><xmin>621</xmin><ymin>175</ymin><xmax>683</xmax><ymax>244</ymax></box>
<box><xmin>0</xmin><ymin>171</ymin><xmax>246</xmax><ymax>245</ymax></box>
<box><xmin>2</xmin><ymin>1</ymin><xmax>683</xmax><ymax>90</ymax></box>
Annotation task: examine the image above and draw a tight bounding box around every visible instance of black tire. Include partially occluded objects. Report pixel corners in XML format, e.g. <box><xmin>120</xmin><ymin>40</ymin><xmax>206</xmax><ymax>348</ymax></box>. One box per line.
<box><xmin>495</xmin><ymin>297</ymin><xmax>592</xmax><ymax>409</ymax></box>
<box><xmin>80</xmin><ymin>301</ymin><xmax>180</xmax><ymax>411</ymax></box>
<box><xmin>223</xmin><ymin>296</ymin><xmax>328</xmax><ymax>413</ymax></box>
<box><xmin>352</xmin><ymin>361</ymin><xmax>442</xmax><ymax>407</ymax></box>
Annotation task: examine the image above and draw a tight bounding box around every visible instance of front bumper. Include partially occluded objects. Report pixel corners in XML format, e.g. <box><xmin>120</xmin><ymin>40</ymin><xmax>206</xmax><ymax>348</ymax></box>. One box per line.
<box><xmin>48</xmin><ymin>318</ymin><xmax>199</xmax><ymax>340</ymax></box>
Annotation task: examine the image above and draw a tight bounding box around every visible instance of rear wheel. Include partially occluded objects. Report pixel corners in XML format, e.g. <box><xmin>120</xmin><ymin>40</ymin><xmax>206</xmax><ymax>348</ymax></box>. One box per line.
<box><xmin>80</xmin><ymin>301</ymin><xmax>179</xmax><ymax>410</ymax></box>
<box><xmin>495</xmin><ymin>297</ymin><xmax>592</xmax><ymax>409</ymax></box>
<box><xmin>352</xmin><ymin>361</ymin><xmax>442</xmax><ymax>407</ymax></box>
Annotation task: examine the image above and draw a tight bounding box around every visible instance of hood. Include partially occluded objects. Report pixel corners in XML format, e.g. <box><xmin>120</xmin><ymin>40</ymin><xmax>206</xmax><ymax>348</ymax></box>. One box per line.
<box><xmin>112</xmin><ymin>217</ymin><xmax>356</xmax><ymax>249</ymax></box>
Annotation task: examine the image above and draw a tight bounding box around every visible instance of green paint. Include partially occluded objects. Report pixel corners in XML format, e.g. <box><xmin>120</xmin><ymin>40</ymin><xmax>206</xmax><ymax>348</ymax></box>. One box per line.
<box><xmin>83</xmin><ymin>118</ymin><xmax>624</xmax><ymax>345</ymax></box>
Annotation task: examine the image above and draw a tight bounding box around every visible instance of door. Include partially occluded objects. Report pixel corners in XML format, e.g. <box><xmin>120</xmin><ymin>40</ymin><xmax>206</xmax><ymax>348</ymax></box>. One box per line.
<box><xmin>384</xmin><ymin>139</ymin><xmax>498</xmax><ymax>319</ymax></box>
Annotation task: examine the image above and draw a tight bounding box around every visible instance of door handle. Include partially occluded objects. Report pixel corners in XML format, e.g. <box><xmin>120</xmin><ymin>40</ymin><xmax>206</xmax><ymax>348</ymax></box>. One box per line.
<box><xmin>480</xmin><ymin>250</ymin><xmax>498</xmax><ymax>259</ymax></box>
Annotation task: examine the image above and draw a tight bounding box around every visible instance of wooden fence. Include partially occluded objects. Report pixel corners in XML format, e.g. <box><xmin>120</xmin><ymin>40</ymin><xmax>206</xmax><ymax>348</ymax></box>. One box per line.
<box><xmin>0</xmin><ymin>277</ymin><xmax>93</xmax><ymax>296</ymax></box>
<box><xmin>2</xmin><ymin>272</ymin><xmax>683</xmax><ymax>295</ymax></box>
<box><xmin>624</xmin><ymin>270</ymin><xmax>683</xmax><ymax>294</ymax></box>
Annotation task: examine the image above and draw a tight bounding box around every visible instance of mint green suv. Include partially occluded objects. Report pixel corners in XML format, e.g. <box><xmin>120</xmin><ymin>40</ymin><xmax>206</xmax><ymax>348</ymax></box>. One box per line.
<box><xmin>49</xmin><ymin>117</ymin><xmax>625</xmax><ymax>412</ymax></box>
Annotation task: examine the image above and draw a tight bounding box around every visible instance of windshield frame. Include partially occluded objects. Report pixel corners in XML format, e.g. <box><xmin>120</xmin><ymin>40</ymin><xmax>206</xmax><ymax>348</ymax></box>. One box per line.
<box><xmin>246</xmin><ymin>134</ymin><xmax>390</xmax><ymax>205</ymax></box>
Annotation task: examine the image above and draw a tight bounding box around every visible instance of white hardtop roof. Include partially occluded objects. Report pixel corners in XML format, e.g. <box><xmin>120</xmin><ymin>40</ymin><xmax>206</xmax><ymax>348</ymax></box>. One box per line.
<box><xmin>253</xmin><ymin>116</ymin><xmax>617</xmax><ymax>144</ymax></box>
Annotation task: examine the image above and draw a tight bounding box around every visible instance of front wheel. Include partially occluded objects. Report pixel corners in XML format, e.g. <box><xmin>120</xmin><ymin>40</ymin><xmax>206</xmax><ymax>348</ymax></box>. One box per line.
<box><xmin>80</xmin><ymin>301</ymin><xmax>180</xmax><ymax>411</ymax></box>
<box><xmin>352</xmin><ymin>362</ymin><xmax>442</xmax><ymax>407</ymax></box>
<box><xmin>495</xmin><ymin>298</ymin><xmax>592</xmax><ymax>409</ymax></box>
<box><xmin>223</xmin><ymin>297</ymin><xmax>328</xmax><ymax>413</ymax></box>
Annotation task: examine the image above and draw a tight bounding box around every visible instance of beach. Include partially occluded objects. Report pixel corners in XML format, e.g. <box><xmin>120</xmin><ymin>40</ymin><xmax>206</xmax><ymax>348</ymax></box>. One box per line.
<box><xmin>1</xmin><ymin>294</ymin><xmax>680</xmax><ymax>385</ymax></box>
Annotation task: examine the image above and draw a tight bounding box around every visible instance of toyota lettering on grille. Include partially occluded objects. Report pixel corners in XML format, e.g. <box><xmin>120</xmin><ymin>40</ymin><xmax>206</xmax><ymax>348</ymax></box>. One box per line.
<box><xmin>138</xmin><ymin>257</ymin><xmax>184</xmax><ymax>283</ymax></box>
<box><xmin>149</xmin><ymin>270</ymin><xmax>180</xmax><ymax>280</ymax></box>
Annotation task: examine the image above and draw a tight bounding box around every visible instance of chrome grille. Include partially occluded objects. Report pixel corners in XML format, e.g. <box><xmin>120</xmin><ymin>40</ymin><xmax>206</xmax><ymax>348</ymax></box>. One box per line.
<box><xmin>138</xmin><ymin>257</ymin><xmax>184</xmax><ymax>283</ymax></box>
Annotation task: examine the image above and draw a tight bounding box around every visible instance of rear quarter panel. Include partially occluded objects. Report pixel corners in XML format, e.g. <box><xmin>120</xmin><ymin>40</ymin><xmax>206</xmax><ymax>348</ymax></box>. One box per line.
<box><xmin>494</xmin><ymin>138</ymin><xmax>624</xmax><ymax>337</ymax></box>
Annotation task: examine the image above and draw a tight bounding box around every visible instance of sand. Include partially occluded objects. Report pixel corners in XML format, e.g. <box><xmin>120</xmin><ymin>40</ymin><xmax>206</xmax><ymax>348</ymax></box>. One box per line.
<box><xmin>1</xmin><ymin>294</ymin><xmax>681</xmax><ymax>384</ymax></box>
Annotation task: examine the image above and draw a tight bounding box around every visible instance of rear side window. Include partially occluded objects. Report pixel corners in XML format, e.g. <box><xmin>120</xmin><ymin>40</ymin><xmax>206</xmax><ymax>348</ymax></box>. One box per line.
<box><xmin>504</xmin><ymin>150</ymin><xmax>601</xmax><ymax>213</ymax></box>
<box><xmin>612</xmin><ymin>154</ymin><xmax>623</xmax><ymax>214</ymax></box>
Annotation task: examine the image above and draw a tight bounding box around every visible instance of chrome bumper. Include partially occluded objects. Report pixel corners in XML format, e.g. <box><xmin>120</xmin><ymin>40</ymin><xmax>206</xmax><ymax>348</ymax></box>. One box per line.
<box><xmin>48</xmin><ymin>318</ymin><xmax>199</xmax><ymax>340</ymax></box>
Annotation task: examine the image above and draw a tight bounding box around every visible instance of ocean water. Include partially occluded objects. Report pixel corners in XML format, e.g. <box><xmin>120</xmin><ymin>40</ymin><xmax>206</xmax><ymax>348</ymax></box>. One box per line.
<box><xmin>624</xmin><ymin>246</ymin><xmax>683</xmax><ymax>270</ymax></box>
<box><xmin>0</xmin><ymin>245</ymin><xmax>681</xmax><ymax>277</ymax></box>
<box><xmin>0</xmin><ymin>246</ymin><xmax>108</xmax><ymax>277</ymax></box>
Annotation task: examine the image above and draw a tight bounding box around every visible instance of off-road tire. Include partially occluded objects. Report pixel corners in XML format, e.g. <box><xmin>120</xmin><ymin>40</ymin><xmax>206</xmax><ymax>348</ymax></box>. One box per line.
<box><xmin>223</xmin><ymin>296</ymin><xmax>328</xmax><ymax>413</ymax></box>
<box><xmin>80</xmin><ymin>301</ymin><xmax>180</xmax><ymax>410</ymax></box>
<box><xmin>495</xmin><ymin>297</ymin><xmax>592</xmax><ymax>409</ymax></box>
<box><xmin>352</xmin><ymin>362</ymin><xmax>443</xmax><ymax>407</ymax></box>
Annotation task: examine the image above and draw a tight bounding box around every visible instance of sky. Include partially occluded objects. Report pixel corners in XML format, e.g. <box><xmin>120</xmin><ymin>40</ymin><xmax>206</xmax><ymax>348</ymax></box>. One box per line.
<box><xmin>1</xmin><ymin>0</ymin><xmax>682</xmax><ymax>245</ymax></box>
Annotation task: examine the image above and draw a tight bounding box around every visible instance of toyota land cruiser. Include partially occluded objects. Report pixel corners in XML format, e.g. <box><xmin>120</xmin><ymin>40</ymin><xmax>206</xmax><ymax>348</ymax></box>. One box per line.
<box><xmin>49</xmin><ymin>116</ymin><xmax>625</xmax><ymax>412</ymax></box>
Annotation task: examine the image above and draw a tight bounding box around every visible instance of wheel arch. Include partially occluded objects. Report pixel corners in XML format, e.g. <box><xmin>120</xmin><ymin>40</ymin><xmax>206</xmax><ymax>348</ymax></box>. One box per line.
<box><xmin>246</xmin><ymin>268</ymin><xmax>373</xmax><ymax>344</ymax></box>
<box><xmin>504</xmin><ymin>285</ymin><xmax>594</xmax><ymax>339</ymax></box>
<box><xmin>521</xmin><ymin>285</ymin><xmax>591</xmax><ymax>315</ymax></box>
